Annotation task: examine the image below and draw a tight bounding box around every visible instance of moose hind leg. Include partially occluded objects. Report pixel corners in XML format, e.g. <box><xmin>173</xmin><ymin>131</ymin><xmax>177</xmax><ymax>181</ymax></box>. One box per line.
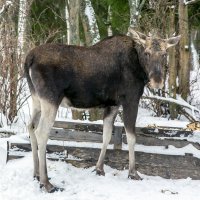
<box><xmin>96</xmin><ymin>106</ymin><xmax>119</xmax><ymax>175</ymax></box>
<box><xmin>34</xmin><ymin>99</ymin><xmax>59</xmax><ymax>193</ymax></box>
<box><xmin>28</xmin><ymin>95</ymin><xmax>41</xmax><ymax>180</ymax></box>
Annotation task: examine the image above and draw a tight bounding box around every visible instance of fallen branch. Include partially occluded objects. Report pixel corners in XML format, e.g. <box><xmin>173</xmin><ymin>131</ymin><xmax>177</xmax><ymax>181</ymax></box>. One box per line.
<box><xmin>142</xmin><ymin>95</ymin><xmax>200</xmax><ymax>122</ymax></box>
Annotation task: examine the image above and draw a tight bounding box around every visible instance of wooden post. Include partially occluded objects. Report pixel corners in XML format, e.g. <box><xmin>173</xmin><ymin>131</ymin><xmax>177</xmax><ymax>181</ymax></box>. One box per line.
<box><xmin>178</xmin><ymin>0</ymin><xmax>190</xmax><ymax>100</ymax></box>
<box><xmin>113</xmin><ymin>126</ymin><xmax>123</xmax><ymax>150</ymax></box>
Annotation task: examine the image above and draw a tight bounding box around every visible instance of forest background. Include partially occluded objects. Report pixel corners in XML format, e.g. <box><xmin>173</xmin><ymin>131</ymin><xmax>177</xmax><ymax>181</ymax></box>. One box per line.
<box><xmin>0</xmin><ymin>0</ymin><xmax>200</xmax><ymax>126</ymax></box>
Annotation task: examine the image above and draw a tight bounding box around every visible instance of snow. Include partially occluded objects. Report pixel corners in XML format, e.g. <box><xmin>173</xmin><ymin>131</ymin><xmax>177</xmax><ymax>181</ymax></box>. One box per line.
<box><xmin>1</xmin><ymin>104</ymin><xmax>200</xmax><ymax>199</ymax></box>
<box><xmin>145</xmin><ymin>94</ymin><xmax>200</xmax><ymax>121</ymax></box>
<box><xmin>184</xmin><ymin>0</ymin><xmax>198</xmax><ymax>5</ymax></box>
<box><xmin>0</xmin><ymin>140</ymin><xmax>7</xmax><ymax>166</ymax></box>
<box><xmin>1</xmin><ymin>102</ymin><xmax>200</xmax><ymax>198</ymax></box>
<box><xmin>1</xmin><ymin>44</ymin><xmax>200</xmax><ymax>198</ymax></box>
<box><xmin>136</xmin><ymin>108</ymin><xmax>189</xmax><ymax>128</ymax></box>
<box><xmin>190</xmin><ymin>42</ymin><xmax>200</xmax><ymax>108</ymax></box>
<box><xmin>0</xmin><ymin>153</ymin><xmax>200</xmax><ymax>200</ymax></box>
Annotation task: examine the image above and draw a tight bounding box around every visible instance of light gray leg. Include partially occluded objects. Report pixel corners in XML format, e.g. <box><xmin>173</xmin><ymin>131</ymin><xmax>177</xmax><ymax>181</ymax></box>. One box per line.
<box><xmin>125</xmin><ymin>130</ymin><xmax>141</xmax><ymax>179</ymax></box>
<box><xmin>123</xmin><ymin>103</ymin><xmax>142</xmax><ymax>180</ymax></box>
<box><xmin>96</xmin><ymin>106</ymin><xmax>119</xmax><ymax>175</ymax></box>
<box><xmin>34</xmin><ymin>99</ymin><xmax>58</xmax><ymax>193</ymax></box>
<box><xmin>28</xmin><ymin>95</ymin><xmax>41</xmax><ymax>180</ymax></box>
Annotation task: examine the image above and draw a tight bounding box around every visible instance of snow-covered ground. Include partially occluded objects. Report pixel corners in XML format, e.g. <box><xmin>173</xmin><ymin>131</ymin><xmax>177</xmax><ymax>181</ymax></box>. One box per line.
<box><xmin>0</xmin><ymin>152</ymin><xmax>200</xmax><ymax>200</ymax></box>
<box><xmin>1</xmin><ymin>122</ymin><xmax>200</xmax><ymax>199</ymax></box>
<box><xmin>1</xmin><ymin>98</ymin><xmax>200</xmax><ymax>199</ymax></box>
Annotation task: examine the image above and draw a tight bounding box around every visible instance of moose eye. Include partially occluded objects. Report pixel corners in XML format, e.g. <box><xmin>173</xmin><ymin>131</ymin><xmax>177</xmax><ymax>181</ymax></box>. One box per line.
<box><xmin>162</xmin><ymin>53</ymin><xmax>167</xmax><ymax>58</ymax></box>
<box><xmin>145</xmin><ymin>51</ymin><xmax>150</xmax><ymax>58</ymax></box>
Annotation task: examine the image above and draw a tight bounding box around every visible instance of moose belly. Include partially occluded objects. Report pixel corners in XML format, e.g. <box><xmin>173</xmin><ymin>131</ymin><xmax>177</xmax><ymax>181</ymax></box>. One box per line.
<box><xmin>60</xmin><ymin>95</ymin><xmax>118</xmax><ymax>110</ymax></box>
<box><xmin>60</xmin><ymin>97</ymin><xmax>73</xmax><ymax>108</ymax></box>
<box><xmin>60</xmin><ymin>97</ymin><xmax>93</xmax><ymax>110</ymax></box>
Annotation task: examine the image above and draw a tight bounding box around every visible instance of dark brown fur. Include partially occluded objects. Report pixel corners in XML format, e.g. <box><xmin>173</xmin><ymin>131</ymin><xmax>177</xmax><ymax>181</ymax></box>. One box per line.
<box><xmin>24</xmin><ymin>31</ymin><xmax>180</xmax><ymax>192</ymax></box>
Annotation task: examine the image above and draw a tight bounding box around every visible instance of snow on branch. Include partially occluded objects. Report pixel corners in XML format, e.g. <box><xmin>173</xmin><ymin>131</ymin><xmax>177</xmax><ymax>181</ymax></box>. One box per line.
<box><xmin>142</xmin><ymin>95</ymin><xmax>200</xmax><ymax>121</ymax></box>
<box><xmin>184</xmin><ymin>0</ymin><xmax>200</xmax><ymax>5</ymax></box>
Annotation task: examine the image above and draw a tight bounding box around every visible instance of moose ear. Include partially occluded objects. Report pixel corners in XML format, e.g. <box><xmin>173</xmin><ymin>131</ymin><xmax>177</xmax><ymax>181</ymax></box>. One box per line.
<box><xmin>128</xmin><ymin>27</ymin><xmax>146</xmax><ymax>46</ymax></box>
<box><xmin>166</xmin><ymin>35</ymin><xmax>181</xmax><ymax>49</ymax></box>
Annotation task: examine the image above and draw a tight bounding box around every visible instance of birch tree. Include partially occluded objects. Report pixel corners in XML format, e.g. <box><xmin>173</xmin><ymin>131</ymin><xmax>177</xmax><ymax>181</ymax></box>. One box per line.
<box><xmin>67</xmin><ymin>0</ymin><xmax>80</xmax><ymax>45</ymax></box>
<box><xmin>17</xmin><ymin>0</ymin><xmax>33</xmax><ymax>62</ymax></box>
<box><xmin>80</xmin><ymin>0</ymin><xmax>100</xmax><ymax>45</ymax></box>
<box><xmin>107</xmin><ymin>5</ymin><xmax>112</xmax><ymax>36</ymax></box>
<box><xmin>168</xmin><ymin>5</ymin><xmax>178</xmax><ymax>119</ymax></box>
<box><xmin>128</xmin><ymin>0</ymin><xmax>146</xmax><ymax>28</ymax></box>
<box><xmin>66</xmin><ymin>0</ymin><xmax>82</xmax><ymax>120</ymax></box>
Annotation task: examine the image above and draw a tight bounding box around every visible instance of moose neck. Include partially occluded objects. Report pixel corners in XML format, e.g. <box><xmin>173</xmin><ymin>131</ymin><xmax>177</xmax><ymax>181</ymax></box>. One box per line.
<box><xmin>134</xmin><ymin>44</ymin><xmax>149</xmax><ymax>84</ymax></box>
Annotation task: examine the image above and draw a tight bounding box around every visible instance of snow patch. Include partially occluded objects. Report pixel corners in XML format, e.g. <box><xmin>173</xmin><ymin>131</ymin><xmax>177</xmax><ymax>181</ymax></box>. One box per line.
<box><xmin>0</xmin><ymin>154</ymin><xmax>200</xmax><ymax>200</ymax></box>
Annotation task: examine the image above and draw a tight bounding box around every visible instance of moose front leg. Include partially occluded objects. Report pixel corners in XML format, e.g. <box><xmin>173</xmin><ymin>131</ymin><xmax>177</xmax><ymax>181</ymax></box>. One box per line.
<box><xmin>123</xmin><ymin>102</ymin><xmax>142</xmax><ymax>180</ymax></box>
<box><xmin>96</xmin><ymin>106</ymin><xmax>119</xmax><ymax>175</ymax></box>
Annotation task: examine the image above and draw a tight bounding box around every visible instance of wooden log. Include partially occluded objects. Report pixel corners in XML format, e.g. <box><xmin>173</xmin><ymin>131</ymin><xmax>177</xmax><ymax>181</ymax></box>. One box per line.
<box><xmin>140</xmin><ymin>127</ymin><xmax>193</xmax><ymax>137</ymax></box>
<box><xmin>52</xmin><ymin>122</ymin><xmax>124</xmax><ymax>149</ymax></box>
<box><xmin>9</xmin><ymin>143</ymin><xmax>200</xmax><ymax>180</ymax></box>
<box><xmin>50</xmin><ymin>126</ymin><xmax>198</xmax><ymax>150</ymax></box>
<box><xmin>50</xmin><ymin>128</ymin><xmax>106</xmax><ymax>143</ymax></box>
<box><xmin>53</xmin><ymin>121</ymin><xmax>104</xmax><ymax>132</ymax></box>
<box><xmin>54</xmin><ymin>121</ymin><xmax>193</xmax><ymax>138</ymax></box>
<box><xmin>123</xmin><ymin>134</ymin><xmax>200</xmax><ymax>150</ymax></box>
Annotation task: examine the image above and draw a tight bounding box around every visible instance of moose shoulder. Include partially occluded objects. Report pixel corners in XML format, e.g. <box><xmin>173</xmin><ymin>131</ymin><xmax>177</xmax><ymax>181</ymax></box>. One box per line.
<box><xmin>24</xmin><ymin>27</ymin><xmax>180</xmax><ymax>193</ymax></box>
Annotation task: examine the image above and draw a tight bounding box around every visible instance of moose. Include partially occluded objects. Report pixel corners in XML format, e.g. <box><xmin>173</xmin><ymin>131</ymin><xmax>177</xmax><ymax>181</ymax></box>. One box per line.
<box><xmin>24</xmin><ymin>27</ymin><xmax>180</xmax><ymax>193</ymax></box>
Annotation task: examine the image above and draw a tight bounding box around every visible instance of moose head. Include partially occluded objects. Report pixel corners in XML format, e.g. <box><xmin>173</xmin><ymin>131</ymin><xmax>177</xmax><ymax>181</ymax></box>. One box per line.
<box><xmin>128</xmin><ymin>27</ymin><xmax>181</xmax><ymax>89</ymax></box>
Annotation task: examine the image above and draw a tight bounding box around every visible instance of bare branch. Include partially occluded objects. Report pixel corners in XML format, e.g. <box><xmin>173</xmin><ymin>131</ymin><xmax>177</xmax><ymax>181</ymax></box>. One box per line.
<box><xmin>139</xmin><ymin>0</ymin><xmax>146</xmax><ymax>12</ymax></box>
<box><xmin>184</xmin><ymin>0</ymin><xmax>200</xmax><ymax>5</ymax></box>
<box><xmin>142</xmin><ymin>95</ymin><xmax>200</xmax><ymax>122</ymax></box>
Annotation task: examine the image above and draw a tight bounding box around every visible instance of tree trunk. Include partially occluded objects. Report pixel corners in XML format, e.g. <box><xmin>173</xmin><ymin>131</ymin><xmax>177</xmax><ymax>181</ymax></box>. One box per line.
<box><xmin>17</xmin><ymin>0</ymin><xmax>33</xmax><ymax>63</ymax></box>
<box><xmin>67</xmin><ymin>0</ymin><xmax>82</xmax><ymax>120</ymax></box>
<box><xmin>129</xmin><ymin>0</ymin><xmax>140</xmax><ymax>27</ymax></box>
<box><xmin>8</xmin><ymin>0</ymin><xmax>33</xmax><ymax>122</ymax></box>
<box><xmin>128</xmin><ymin>0</ymin><xmax>146</xmax><ymax>28</ymax></box>
<box><xmin>68</xmin><ymin>0</ymin><xmax>80</xmax><ymax>46</ymax></box>
<box><xmin>0</xmin><ymin>1</ymin><xmax>18</xmax><ymax>123</ymax></box>
<box><xmin>80</xmin><ymin>0</ymin><xmax>100</xmax><ymax>45</ymax></box>
<box><xmin>65</xmin><ymin>1</ymin><xmax>70</xmax><ymax>45</ymax></box>
<box><xmin>168</xmin><ymin>6</ymin><xmax>178</xmax><ymax>119</ymax></box>
<box><xmin>107</xmin><ymin>5</ymin><xmax>112</xmax><ymax>36</ymax></box>
<box><xmin>178</xmin><ymin>0</ymin><xmax>190</xmax><ymax>100</ymax></box>
<box><xmin>80</xmin><ymin>0</ymin><xmax>103</xmax><ymax>121</ymax></box>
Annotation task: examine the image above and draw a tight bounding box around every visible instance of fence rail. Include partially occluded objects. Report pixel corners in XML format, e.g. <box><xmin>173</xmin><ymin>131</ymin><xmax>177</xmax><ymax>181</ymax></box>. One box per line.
<box><xmin>51</xmin><ymin>121</ymin><xmax>198</xmax><ymax>150</ymax></box>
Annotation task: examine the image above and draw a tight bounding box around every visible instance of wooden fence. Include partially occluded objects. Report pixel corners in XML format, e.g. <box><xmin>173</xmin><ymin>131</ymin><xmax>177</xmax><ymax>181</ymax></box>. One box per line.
<box><xmin>50</xmin><ymin>121</ymin><xmax>200</xmax><ymax>150</ymax></box>
<box><xmin>9</xmin><ymin>120</ymin><xmax>200</xmax><ymax>179</ymax></box>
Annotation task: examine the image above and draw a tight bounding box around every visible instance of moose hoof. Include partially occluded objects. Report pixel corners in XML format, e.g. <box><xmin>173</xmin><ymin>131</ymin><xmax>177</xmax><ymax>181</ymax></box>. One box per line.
<box><xmin>33</xmin><ymin>175</ymin><xmax>40</xmax><ymax>181</ymax></box>
<box><xmin>40</xmin><ymin>183</ymin><xmax>64</xmax><ymax>193</ymax></box>
<box><xmin>95</xmin><ymin>168</ymin><xmax>105</xmax><ymax>176</ymax></box>
<box><xmin>48</xmin><ymin>186</ymin><xmax>64</xmax><ymax>193</ymax></box>
<box><xmin>128</xmin><ymin>172</ymin><xmax>142</xmax><ymax>180</ymax></box>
